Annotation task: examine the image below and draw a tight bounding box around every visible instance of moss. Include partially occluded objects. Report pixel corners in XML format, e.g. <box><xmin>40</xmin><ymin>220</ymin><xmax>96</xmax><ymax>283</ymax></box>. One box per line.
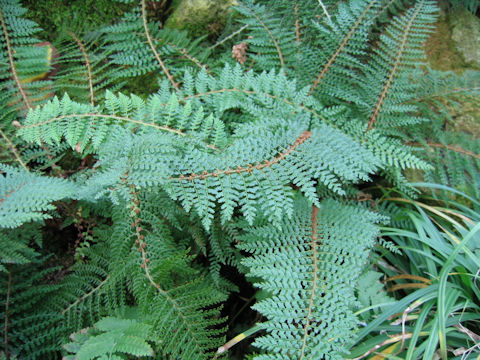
<box><xmin>446</xmin><ymin>101</ymin><xmax>480</xmax><ymax>138</ymax></box>
<box><xmin>23</xmin><ymin>0</ymin><xmax>133</xmax><ymax>42</ymax></box>
<box><xmin>164</xmin><ymin>0</ymin><xmax>236</xmax><ymax>38</ymax></box>
<box><xmin>425</xmin><ymin>13</ymin><xmax>467</xmax><ymax>72</ymax></box>
<box><xmin>449</xmin><ymin>9</ymin><xmax>480</xmax><ymax>68</ymax></box>
<box><xmin>425</xmin><ymin>6</ymin><xmax>480</xmax><ymax>139</ymax></box>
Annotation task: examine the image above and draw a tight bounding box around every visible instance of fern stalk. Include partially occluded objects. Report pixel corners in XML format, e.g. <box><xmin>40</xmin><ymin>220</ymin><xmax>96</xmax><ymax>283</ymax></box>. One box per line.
<box><xmin>299</xmin><ymin>205</ymin><xmax>320</xmax><ymax>359</ymax></box>
<box><xmin>309</xmin><ymin>0</ymin><xmax>379</xmax><ymax>95</ymax></box>
<box><xmin>68</xmin><ymin>32</ymin><xmax>95</xmax><ymax>105</ymax></box>
<box><xmin>367</xmin><ymin>0</ymin><xmax>427</xmax><ymax>130</ymax></box>
<box><xmin>141</xmin><ymin>0</ymin><xmax>178</xmax><ymax>90</ymax></box>
<box><xmin>0</xmin><ymin>7</ymin><xmax>31</xmax><ymax>110</ymax></box>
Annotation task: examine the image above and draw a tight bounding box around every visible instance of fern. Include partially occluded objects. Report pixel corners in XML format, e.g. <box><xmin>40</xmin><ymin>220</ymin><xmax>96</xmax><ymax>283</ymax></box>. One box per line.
<box><xmin>101</xmin><ymin>0</ymin><xmax>209</xmax><ymax>90</ymax></box>
<box><xmin>237</xmin><ymin>197</ymin><xmax>383</xmax><ymax>358</ymax></box>
<box><xmin>0</xmin><ymin>223</ymin><xmax>40</xmax><ymax>272</ymax></box>
<box><xmin>63</xmin><ymin>316</ymin><xmax>155</xmax><ymax>360</ymax></box>
<box><xmin>0</xmin><ymin>258</ymin><xmax>63</xmax><ymax>359</ymax></box>
<box><xmin>1</xmin><ymin>0</ymin><xmax>479</xmax><ymax>359</ymax></box>
<box><xmin>356</xmin><ymin>0</ymin><xmax>438</xmax><ymax>132</ymax></box>
<box><xmin>0</xmin><ymin>164</ymin><xmax>77</xmax><ymax>228</ymax></box>
<box><xmin>407</xmin><ymin>69</ymin><xmax>480</xmax><ymax>197</ymax></box>
<box><xmin>53</xmin><ymin>31</ymin><xmax>125</xmax><ymax>105</ymax></box>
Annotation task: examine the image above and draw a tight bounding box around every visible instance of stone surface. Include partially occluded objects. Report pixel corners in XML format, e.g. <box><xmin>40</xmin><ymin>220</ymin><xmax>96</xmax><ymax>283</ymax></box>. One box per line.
<box><xmin>448</xmin><ymin>101</ymin><xmax>480</xmax><ymax>138</ymax></box>
<box><xmin>165</xmin><ymin>0</ymin><xmax>236</xmax><ymax>37</ymax></box>
<box><xmin>449</xmin><ymin>9</ymin><xmax>480</xmax><ymax>68</ymax></box>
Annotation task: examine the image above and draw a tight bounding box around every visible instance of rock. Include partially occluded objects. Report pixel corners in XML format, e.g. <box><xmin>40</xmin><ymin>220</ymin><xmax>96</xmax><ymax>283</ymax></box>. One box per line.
<box><xmin>449</xmin><ymin>101</ymin><xmax>480</xmax><ymax>138</ymax></box>
<box><xmin>165</xmin><ymin>0</ymin><xmax>236</xmax><ymax>38</ymax></box>
<box><xmin>449</xmin><ymin>9</ymin><xmax>480</xmax><ymax>68</ymax></box>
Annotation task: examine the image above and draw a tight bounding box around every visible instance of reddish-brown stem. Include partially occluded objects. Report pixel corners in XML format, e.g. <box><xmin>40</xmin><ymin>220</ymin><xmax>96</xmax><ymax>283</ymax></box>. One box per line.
<box><xmin>20</xmin><ymin>113</ymin><xmax>185</xmax><ymax>135</ymax></box>
<box><xmin>0</xmin><ymin>7</ymin><xmax>30</xmax><ymax>170</ymax></box>
<box><xmin>367</xmin><ymin>1</ymin><xmax>425</xmax><ymax>131</ymax></box>
<box><xmin>61</xmin><ymin>276</ymin><xmax>110</xmax><ymax>315</ymax></box>
<box><xmin>407</xmin><ymin>141</ymin><xmax>480</xmax><ymax>160</ymax></box>
<box><xmin>309</xmin><ymin>0</ymin><xmax>378</xmax><ymax>95</ymax></box>
<box><xmin>171</xmin><ymin>130</ymin><xmax>312</xmax><ymax>181</ymax></box>
<box><xmin>299</xmin><ymin>205</ymin><xmax>320</xmax><ymax>359</ymax></box>
<box><xmin>294</xmin><ymin>4</ymin><xmax>301</xmax><ymax>42</ymax></box>
<box><xmin>0</xmin><ymin>182</ymin><xmax>26</xmax><ymax>206</ymax></box>
<box><xmin>0</xmin><ymin>7</ymin><xmax>31</xmax><ymax>109</ymax></box>
<box><xmin>141</xmin><ymin>0</ymin><xmax>179</xmax><ymax>91</ymax></box>
<box><xmin>180</xmin><ymin>87</ymin><xmax>332</xmax><ymax>126</ymax></box>
<box><xmin>0</xmin><ymin>128</ymin><xmax>28</xmax><ymax>170</ymax></box>
<box><xmin>19</xmin><ymin>112</ymin><xmax>219</xmax><ymax>151</ymax></box>
<box><xmin>69</xmin><ymin>32</ymin><xmax>95</xmax><ymax>105</ymax></box>
<box><xmin>126</xmin><ymin>182</ymin><xmax>205</xmax><ymax>353</ymax></box>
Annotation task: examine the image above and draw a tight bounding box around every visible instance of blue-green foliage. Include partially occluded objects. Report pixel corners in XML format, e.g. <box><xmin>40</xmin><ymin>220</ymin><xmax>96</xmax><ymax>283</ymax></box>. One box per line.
<box><xmin>234</xmin><ymin>1</ymin><xmax>298</xmax><ymax>71</ymax></box>
<box><xmin>63</xmin><ymin>316</ymin><xmax>155</xmax><ymax>360</ymax></box>
<box><xmin>1</xmin><ymin>0</ymin><xmax>479</xmax><ymax>359</ymax></box>
<box><xmin>0</xmin><ymin>0</ymin><xmax>54</xmax><ymax>168</ymax></box>
<box><xmin>351</xmin><ymin>0</ymin><xmax>438</xmax><ymax>131</ymax></box>
<box><xmin>238</xmin><ymin>197</ymin><xmax>383</xmax><ymax>358</ymax></box>
<box><xmin>101</xmin><ymin>4</ymin><xmax>208</xmax><ymax>85</ymax></box>
<box><xmin>0</xmin><ymin>165</ymin><xmax>77</xmax><ymax>227</ymax></box>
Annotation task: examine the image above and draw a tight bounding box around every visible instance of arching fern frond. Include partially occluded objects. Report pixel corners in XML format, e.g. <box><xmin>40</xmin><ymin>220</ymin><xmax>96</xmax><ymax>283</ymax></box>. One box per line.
<box><xmin>0</xmin><ymin>223</ymin><xmax>41</xmax><ymax>271</ymax></box>
<box><xmin>407</xmin><ymin>69</ymin><xmax>480</xmax><ymax>197</ymax></box>
<box><xmin>18</xmin><ymin>90</ymin><xmax>224</xmax><ymax>153</ymax></box>
<box><xmin>0</xmin><ymin>0</ymin><xmax>53</xmax><ymax>113</ymax></box>
<box><xmin>53</xmin><ymin>31</ymin><xmax>125</xmax><ymax>105</ymax></box>
<box><xmin>104</xmin><ymin>186</ymin><xmax>227</xmax><ymax>360</ymax></box>
<box><xmin>308</xmin><ymin>0</ymin><xmax>383</xmax><ymax>97</ymax></box>
<box><xmin>101</xmin><ymin>0</ymin><xmax>209</xmax><ymax>91</ymax></box>
<box><xmin>413</xmin><ymin>132</ymin><xmax>480</xmax><ymax>197</ymax></box>
<box><xmin>85</xmin><ymin>120</ymin><xmax>378</xmax><ymax>229</ymax></box>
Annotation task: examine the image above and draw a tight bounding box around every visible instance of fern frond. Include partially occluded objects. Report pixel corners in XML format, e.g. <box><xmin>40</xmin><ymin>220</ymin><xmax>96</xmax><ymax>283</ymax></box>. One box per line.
<box><xmin>0</xmin><ymin>258</ymin><xmax>63</xmax><ymax>359</ymax></box>
<box><xmin>406</xmin><ymin>69</ymin><xmax>480</xmax><ymax>196</ymax></box>
<box><xmin>234</xmin><ymin>1</ymin><xmax>297</xmax><ymax>71</ymax></box>
<box><xmin>103</xmin><ymin>186</ymin><xmax>227</xmax><ymax>360</ymax></box>
<box><xmin>63</xmin><ymin>317</ymin><xmax>154</xmax><ymax>359</ymax></box>
<box><xmin>237</xmin><ymin>196</ymin><xmax>383</xmax><ymax>359</ymax></box>
<box><xmin>308</xmin><ymin>0</ymin><xmax>383</xmax><ymax>96</ymax></box>
<box><xmin>86</xmin><ymin>119</ymin><xmax>378</xmax><ymax>229</ymax></box>
<box><xmin>53</xmin><ymin>243</ymin><xmax>118</xmax><ymax>334</ymax></box>
<box><xmin>349</xmin><ymin>0</ymin><xmax>439</xmax><ymax>131</ymax></box>
<box><xmin>414</xmin><ymin>133</ymin><xmax>480</xmax><ymax>197</ymax></box>
<box><xmin>102</xmin><ymin>1</ymin><xmax>209</xmax><ymax>90</ymax></box>
<box><xmin>54</xmin><ymin>31</ymin><xmax>125</xmax><ymax>105</ymax></box>
<box><xmin>0</xmin><ymin>164</ymin><xmax>77</xmax><ymax>228</ymax></box>
<box><xmin>0</xmin><ymin>0</ymin><xmax>53</xmax><ymax>112</ymax></box>
<box><xmin>18</xmin><ymin>90</ymin><xmax>222</xmax><ymax>153</ymax></box>
<box><xmin>0</xmin><ymin>224</ymin><xmax>41</xmax><ymax>271</ymax></box>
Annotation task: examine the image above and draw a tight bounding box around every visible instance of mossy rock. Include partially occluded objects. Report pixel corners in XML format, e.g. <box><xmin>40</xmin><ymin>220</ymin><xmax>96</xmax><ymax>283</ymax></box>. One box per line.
<box><xmin>449</xmin><ymin>9</ymin><xmax>480</xmax><ymax>69</ymax></box>
<box><xmin>446</xmin><ymin>101</ymin><xmax>480</xmax><ymax>138</ymax></box>
<box><xmin>165</xmin><ymin>0</ymin><xmax>236</xmax><ymax>38</ymax></box>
